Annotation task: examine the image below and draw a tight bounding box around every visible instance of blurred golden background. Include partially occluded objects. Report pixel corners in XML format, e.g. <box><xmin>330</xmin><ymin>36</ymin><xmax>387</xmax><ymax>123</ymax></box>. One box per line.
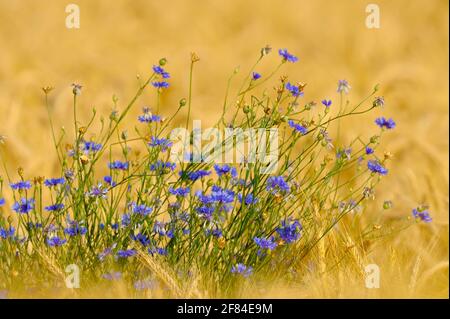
<box><xmin>0</xmin><ymin>0</ymin><xmax>448</xmax><ymax>297</ymax></box>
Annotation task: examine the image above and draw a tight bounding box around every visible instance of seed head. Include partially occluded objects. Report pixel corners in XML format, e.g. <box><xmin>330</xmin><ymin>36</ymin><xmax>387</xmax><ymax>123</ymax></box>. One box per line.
<box><xmin>80</xmin><ymin>155</ymin><xmax>90</xmax><ymax>165</ymax></box>
<box><xmin>42</xmin><ymin>86</ymin><xmax>54</xmax><ymax>94</ymax></box>
<box><xmin>72</xmin><ymin>83</ymin><xmax>82</xmax><ymax>96</ymax></box>
<box><xmin>190</xmin><ymin>52</ymin><xmax>200</xmax><ymax>63</ymax></box>
<box><xmin>260</xmin><ymin>45</ymin><xmax>272</xmax><ymax>57</ymax></box>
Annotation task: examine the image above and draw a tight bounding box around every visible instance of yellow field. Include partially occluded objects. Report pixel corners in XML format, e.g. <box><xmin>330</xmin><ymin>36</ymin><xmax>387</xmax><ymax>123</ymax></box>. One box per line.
<box><xmin>0</xmin><ymin>0</ymin><xmax>448</xmax><ymax>298</ymax></box>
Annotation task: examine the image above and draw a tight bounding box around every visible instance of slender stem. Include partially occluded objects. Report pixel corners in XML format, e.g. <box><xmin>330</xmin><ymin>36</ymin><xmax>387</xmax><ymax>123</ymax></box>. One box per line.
<box><xmin>45</xmin><ymin>94</ymin><xmax>62</xmax><ymax>164</ymax></box>
<box><xmin>186</xmin><ymin>61</ymin><xmax>194</xmax><ymax>130</ymax></box>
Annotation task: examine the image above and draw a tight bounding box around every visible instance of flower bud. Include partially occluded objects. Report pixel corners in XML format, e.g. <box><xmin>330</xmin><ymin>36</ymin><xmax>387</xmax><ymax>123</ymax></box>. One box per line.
<box><xmin>159</xmin><ymin>58</ymin><xmax>167</xmax><ymax>66</ymax></box>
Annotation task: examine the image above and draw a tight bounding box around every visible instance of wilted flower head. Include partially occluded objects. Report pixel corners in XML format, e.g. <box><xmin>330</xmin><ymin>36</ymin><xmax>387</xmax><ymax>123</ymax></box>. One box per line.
<box><xmin>337</xmin><ymin>80</ymin><xmax>351</xmax><ymax>94</ymax></box>
<box><xmin>373</xmin><ymin>96</ymin><xmax>385</xmax><ymax>107</ymax></box>
<box><xmin>71</xmin><ymin>83</ymin><xmax>82</xmax><ymax>95</ymax></box>
<box><xmin>260</xmin><ymin>45</ymin><xmax>272</xmax><ymax>57</ymax></box>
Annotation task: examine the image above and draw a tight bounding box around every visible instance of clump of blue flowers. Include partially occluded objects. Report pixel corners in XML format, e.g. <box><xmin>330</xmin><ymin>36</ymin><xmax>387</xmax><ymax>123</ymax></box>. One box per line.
<box><xmin>0</xmin><ymin>47</ymin><xmax>416</xmax><ymax>298</ymax></box>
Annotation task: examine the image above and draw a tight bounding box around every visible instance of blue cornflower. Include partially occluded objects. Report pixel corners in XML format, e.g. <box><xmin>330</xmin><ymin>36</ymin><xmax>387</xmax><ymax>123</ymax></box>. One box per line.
<box><xmin>169</xmin><ymin>187</ymin><xmax>190</xmax><ymax>197</ymax></box>
<box><xmin>121</xmin><ymin>213</ymin><xmax>131</xmax><ymax>227</ymax></box>
<box><xmin>211</xmin><ymin>186</ymin><xmax>235</xmax><ymax>202</ymax></box>
<box><xmin>412</xmin><ymin>207</ymin><xmax>432</xmax><ymax>223</ymax></box>
<box><xmin>45</xmin><ymin>203</ymin><xmax>65</xmax><ymax>212</ymax></box>
<box><xmin>134</xmin><ymin>279</ymin><xmax>157</xmax><ymax>290</ymax></box>
<box><xmin>103</xmin><ymin>175</ymin><xmax>116</xmax><ymax>186</ymax></box>
<box><xmin>131</xmin><ymin>233</ymin><xmax>151</xmax><ymax>246</ymax></box>
<box><xmin>337</xmin><ymin>80</ymin><xmax>351</xmax><ymax>94</ymax></box>
<box><xmin>64</xmin><ymin>223</ymin><xmax>87</xmax><ymax>236</ymax></box>
<box><xmin>87</xmin><ymin>183</ymin><xmax>108</xmax><ymax>198</ymax></box>
<box><xmin>254</xmin><ymin>236</ymin><xmax>277</xmax><ymax>251</ymax></box>
<box><xmin>138</xmin><ymin>108</ymin><xmax>162</xmax><ymax>123</ymax></box>
<box><xmin>337</xmin><ymin>147</ymin><xmax>352</xmax><ymax>160</ymax></box>
<box><xmin>196</xmin><ymin>205</ymin><xmax>215</xmax><ymax>219</ymax></box>
<box><xmin>367</xmin><ymin>160</ymin><xmax>388</xmax><ymax>175</ymax></box>
<box><xmin>231</xmin><ymin>263</ymin><xmax>253</xmax><ymax>277</ymax></box>
<box><xmin>148</xmin><ymin>247</ymin><xmax>167</xmax><ymax>256</ymax></box>
<box><xmin>373</xmin><ymin>96</ymin><xmax>385</xmax><ymax>107</ymax></box>
<box><xmin>278</xmin><ymin>49</ymin><xmax>298</xmax><ymax>62</ymax></box>
<box><xmin>108</xmin><ymin>161</ymin><xmax>129</xmax><ymax>170</ymax></box>
<box><xmin>365</xmin><ymin>146</ymin><xmax>374</xmax><ymax>155</ymax></box>
<box><xmin>148</xmin><ymin>136</ymin><xmax>173</xmax><ymax>152</ymax></box>
<box><xmin>0</xmin><ymin>198</ymin><xmax>5</xmax><ymax>206</ymax></box>
<box><xmin>375</xmin><ymin>117</ymin><xmax>396</xmax><ymax>130</ymax></box>
<box><xmin>179</xmin><ymin>170</ymin><xmax>211</xmax><ymax>181</ymax></box>
<box><xmin>152</xmin><ymin>81</ymin><xmax>170</xmax><ymax>89</ymax></box>
<box><xmin>252</xmin><ymin>72</ymin><xmax>261</xmax><ymax>80</ymax></box>
<box><xmin>266</xmin><ymin>176</ymin><xmax>290</xmax><ymax>194</ymax></box>
<box><xmin>82</xmin><ymin>140</ymin><xmax>102</xmax><ymax>153</ymax></box>
<box><xmin>102</xmin><ymin>272</ymin><xmax>122</xmax><ymax>281</ymax></box>
<box><xmin>238</xmin><ymin>193</ymin><xmax>258</xmax><ymax>205</ymax></box>
<box><xmin>149</xmin><ymin>160</ymin><xmax>176</xmax><ymax>172</ymax></box>
<box><xmin>117</xmin><ymin>249</ymin><xmax>137</xmax><ymax>258</ymax></box>
<box><xmin>205</xmin><ymin>228</ymin><xmax>222</xmax><ymax>238</ymax></box>
<box><xmin>321</xmin><ymin>99</ymin><xmax>332</xmax><ymax>107</ymax></box>
<box><xmin>0</xmin><ymin>226</ymin><xmax>15</xmax><ymax>240</ymax></box>
<box><xmin>12</xmin><ymin>198</ymin><xmax>35</xmax><ymax>214</ymax></box>
<box><xmin>153</xmin><ymin>221</ymin><xmax>168</xmax><ymax>236</ymax></box>
<box><xmin>44</xmin><ymin>178</ymin><xmax>65</xmax><ymax>188</ymax></box>
<box><xmin>132</xmin><ymin>204</ymin><xmax>153</xmax><ymax>216</ymax></box>
<box><xmin>285</xmin><ymin>82</ymin><xmax>304</xmax><ymax>97</ymax></box>
<box><xmin>288</xmin><ymin>120</ymin><xmax>307</xmax><ymax>135</ymax></box>
<box><xmin>214</xmin><ymin>164</ymin><xmax>237</xmax><ymax>178</ymax></box>
<box><xmin>10</xmin><ymin>181</ymin><xmax>31</xmax><ymax>191</ymax></box>
<box><xmin>46</xmin><ymin>236</ymin><xmax>67</xmax><ymax>247</ymax></box>
<box><xmin>152</xmin><ymin>65</ymin><xmax>170</xmax><ymax>78</ymax></box>
<box><xmin>276</xmin><ymin>219</ymin><xmax>302</xmax><ymax>244</ymax></box>
<box><xmin>98</xmin><ymin>243</ymin><xmax>117</xmax><ymax>261</ymax></box>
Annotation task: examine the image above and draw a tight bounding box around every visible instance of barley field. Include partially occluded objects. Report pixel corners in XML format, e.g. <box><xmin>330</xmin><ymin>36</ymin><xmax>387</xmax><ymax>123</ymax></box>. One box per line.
<box><xmin>0</xmin><ymin>0</ymin><xmax>448</xmax><ymax>298</ymax></box>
